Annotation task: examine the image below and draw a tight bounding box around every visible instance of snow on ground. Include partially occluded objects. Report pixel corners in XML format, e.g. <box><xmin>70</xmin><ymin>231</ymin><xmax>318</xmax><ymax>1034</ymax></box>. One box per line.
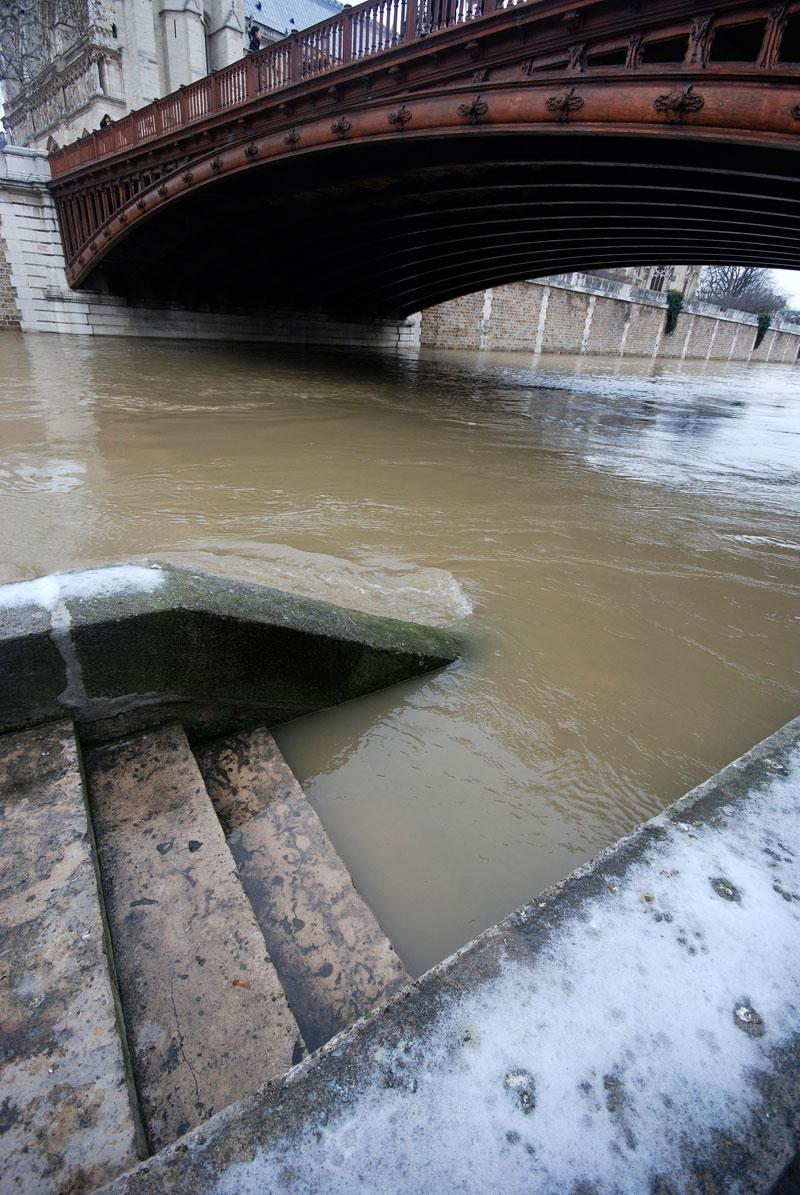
<box><xmin>215</xmin><ymin>748</ymin><xmax>800</xmax><ymax>1194</ymax></box>
<box><xmin>0</xmin><ymin>565</ymin><xmax>165</xmax><ymax>610</ymax></box>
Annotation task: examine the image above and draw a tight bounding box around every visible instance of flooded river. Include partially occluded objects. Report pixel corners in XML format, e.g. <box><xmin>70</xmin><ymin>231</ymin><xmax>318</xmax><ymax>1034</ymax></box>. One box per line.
<box><xmin>1</xmin><ymin>331</ymin><xmax>798</xmax><ymax>975</ymax></box>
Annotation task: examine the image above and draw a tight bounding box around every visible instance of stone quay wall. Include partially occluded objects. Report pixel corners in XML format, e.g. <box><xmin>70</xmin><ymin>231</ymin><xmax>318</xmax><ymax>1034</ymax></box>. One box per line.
<box><xmin>0</xmin><ymin>146</ymin><xmax>418</xmax><ymax>350</ymax></box>
<box><xmin>421</xmin><ymin>275</ymin><xmax>800</xmax><ymax>365</ymax></box>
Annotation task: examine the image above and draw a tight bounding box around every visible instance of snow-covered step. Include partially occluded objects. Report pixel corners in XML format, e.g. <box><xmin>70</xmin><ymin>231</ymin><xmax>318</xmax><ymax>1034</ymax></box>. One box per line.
<box><xmin>0</xmin><ymin>721</ymin><xmax>140</xmax><ymax>1194</ymax></box>
<box><xmin>196</xmin><ymin>726</ymin><xmax>410</xmax><ymax>1052</ymax></box>
<box><xmin>85</xmin><ymin>724</ymin><xmax>304</xmax><ymax>1152</ymax></box>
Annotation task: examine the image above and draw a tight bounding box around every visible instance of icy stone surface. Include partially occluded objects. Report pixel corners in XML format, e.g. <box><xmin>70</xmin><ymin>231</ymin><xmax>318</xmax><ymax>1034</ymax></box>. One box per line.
<box><xmin>213</xmin><ymin>751</ymin><xmax>800</xmax><ymax>1194</ymax></box>
<box><xmin>0</xmin><ymin>565</ymin><xmax>165</xmax><ymax>610</ymax></box>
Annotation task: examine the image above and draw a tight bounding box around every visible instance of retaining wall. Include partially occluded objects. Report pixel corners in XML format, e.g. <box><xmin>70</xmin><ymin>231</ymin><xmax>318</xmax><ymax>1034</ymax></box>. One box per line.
<box><xmin>0</xmin><ymin>146</ymin><xmax>418</xmax><ymax>349</ymax></box>
<box><xmin>421</xmin><ymin>275</ymin><xmax>800</xmax><ymax>364</ymax></box>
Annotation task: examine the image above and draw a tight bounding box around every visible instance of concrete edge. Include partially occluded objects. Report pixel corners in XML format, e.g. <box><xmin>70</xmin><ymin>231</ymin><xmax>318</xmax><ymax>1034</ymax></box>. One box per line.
<box><xmin>0</xmin><ymin>561</ymin><xmax>462</xmax><ymax>742</ymax></box>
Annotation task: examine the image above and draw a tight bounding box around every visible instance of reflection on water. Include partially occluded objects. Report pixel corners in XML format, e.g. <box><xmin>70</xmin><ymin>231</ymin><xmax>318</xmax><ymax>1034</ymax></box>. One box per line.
<box><xmin>1</xmin><ymin>332</ymin><xmax>798</xmax><ymax>974</ymax></box>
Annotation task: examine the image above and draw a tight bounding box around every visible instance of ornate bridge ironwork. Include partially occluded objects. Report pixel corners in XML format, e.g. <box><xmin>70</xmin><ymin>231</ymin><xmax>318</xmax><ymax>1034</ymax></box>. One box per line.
<box><xmin>48</xmin><ymin>0</ymin><xmax>800</xmax><ymax>315</ymax></box>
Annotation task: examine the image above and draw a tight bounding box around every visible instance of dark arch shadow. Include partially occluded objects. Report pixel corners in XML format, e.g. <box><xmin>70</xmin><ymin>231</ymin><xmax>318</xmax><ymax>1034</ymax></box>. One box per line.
<box><xmin>89</xmin><ymin>129</ymin><xmax>800</xmax><ymax>317</ymax></box>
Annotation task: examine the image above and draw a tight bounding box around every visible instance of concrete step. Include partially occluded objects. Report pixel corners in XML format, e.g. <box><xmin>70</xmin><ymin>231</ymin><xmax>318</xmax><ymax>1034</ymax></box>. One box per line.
<box><xmin>85</xmin><ymin>724</ymin><xmax>304</xmax><ymax>1153</ymax></box>
<box><xmin>196</xmin><ymin>726</ymin><xmax>410</xmax><ymax>1053</ymax></box>
<box><xmin>0</xmin><ymin>720</ymin><xmax>140</xmax><ymax>1195</ymax></box>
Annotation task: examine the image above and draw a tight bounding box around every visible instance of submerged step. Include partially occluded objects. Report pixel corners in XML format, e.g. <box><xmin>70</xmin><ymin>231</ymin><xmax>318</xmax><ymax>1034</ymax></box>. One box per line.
<box><xmin>85</xmin><ymin>724</ymin><xmax>304</xmax><ymax>1152</ymax></box>
<box><xmin>196</xmin><ymin>726</ymin><xmax>410</xmax><ymax>1053</ymax></box>
<box><xmin>0</xmin><ymin>721</ymin><xmax>139</xmax><ymax>1194</ymax></box>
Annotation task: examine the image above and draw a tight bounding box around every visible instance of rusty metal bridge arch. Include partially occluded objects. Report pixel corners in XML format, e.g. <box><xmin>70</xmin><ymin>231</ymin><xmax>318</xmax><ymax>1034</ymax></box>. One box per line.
<box><xmin>49</xmin><ymin>0</ymin><xmax>800</xmax><ymax>316</ymax></box>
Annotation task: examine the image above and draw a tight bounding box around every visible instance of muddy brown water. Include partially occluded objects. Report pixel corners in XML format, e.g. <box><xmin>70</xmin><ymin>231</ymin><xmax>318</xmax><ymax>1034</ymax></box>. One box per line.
<box><xmin>1</xmin><ymin>331</ymin><xmax>798</xmax><ymax>975</ymax></box>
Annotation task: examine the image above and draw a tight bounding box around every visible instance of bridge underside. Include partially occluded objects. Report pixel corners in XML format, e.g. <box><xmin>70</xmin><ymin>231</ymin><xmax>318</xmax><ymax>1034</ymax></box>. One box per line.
<box><xmin>88</xmin><ymin>129</ymin><xmax>800</xmax><ymax>318</ymax></box>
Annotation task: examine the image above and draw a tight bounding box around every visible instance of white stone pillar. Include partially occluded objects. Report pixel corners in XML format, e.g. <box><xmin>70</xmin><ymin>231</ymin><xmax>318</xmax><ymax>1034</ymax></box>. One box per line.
<box><xmin>579</xmin><ymin>294</ymin><xmax>596</xmax><ymax>354</ymax></box>
<box><xmin>533</xmin><ymin>287</ymin><xmax>549</xmax><ymax>354</ymax></box>
<box><xmin>205</xmin><ymin>0</ymin><xmax>245</xmax><ymax>70</ymax></box>
<box><xmin>159</xmin><ymin>0</ymin><xmax>208</xmax><ymax>91</ymax></box>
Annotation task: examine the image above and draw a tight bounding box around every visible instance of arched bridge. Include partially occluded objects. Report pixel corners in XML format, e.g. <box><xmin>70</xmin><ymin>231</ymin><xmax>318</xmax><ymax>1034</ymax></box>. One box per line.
<box><xmin>49</xmin><ymin>0</ymin><xmax>800</xmax><ymax>317</ymax></box>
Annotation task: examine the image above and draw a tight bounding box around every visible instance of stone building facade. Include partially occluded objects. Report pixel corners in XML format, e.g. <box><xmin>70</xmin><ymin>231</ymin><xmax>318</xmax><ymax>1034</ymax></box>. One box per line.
<box><xmin>597</xmin><ymin>265</ymin><xmax>702</xmax><ymax>297</ymax></box>
<box><xmin>0</xmin><ymin>0</ymin><xmax>341</xmax><ymax>151</ymax></box>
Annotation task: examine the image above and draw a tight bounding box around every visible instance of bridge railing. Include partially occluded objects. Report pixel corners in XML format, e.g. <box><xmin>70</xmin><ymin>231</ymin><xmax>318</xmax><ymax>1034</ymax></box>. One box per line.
<box><xmin>49</xmin><ymin>0</ymin><xmax>495</xmax><ymax>177</ymax></box>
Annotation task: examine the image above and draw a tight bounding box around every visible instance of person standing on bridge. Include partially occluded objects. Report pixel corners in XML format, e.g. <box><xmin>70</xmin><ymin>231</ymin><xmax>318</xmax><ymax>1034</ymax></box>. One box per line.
<box><xmin>248</xmin><ymin>25</ymin><xmax>262</xmax><ymax>52</ymax></box>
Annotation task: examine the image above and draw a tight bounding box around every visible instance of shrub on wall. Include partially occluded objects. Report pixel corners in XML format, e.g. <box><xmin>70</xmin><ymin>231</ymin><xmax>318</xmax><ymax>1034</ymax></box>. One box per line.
<box><xmin>664</xmin><ymin>289</ymin><xmax>684</xmax><ymax>335</ymax></box>
<box><xmin>754</xmin><ymin>312</ymin><xmax>771</xmax><ymax>350</ymax></box>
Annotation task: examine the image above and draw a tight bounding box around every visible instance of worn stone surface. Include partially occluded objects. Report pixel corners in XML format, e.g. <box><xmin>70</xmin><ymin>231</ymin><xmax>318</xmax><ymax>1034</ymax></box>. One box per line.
<box><xmin>196</xmin><ymin>726</ymin><xmax>410</xmax><ymax>1053</ymax></box>
<box><xmin>100</xmin><ymin>715</ymin><xmax>800</xmax><ymax>1195</ymax></box>
<box><xmin>0</xmin><ymin>720</ymin><xmax>140</xmax><ymax>1194</ymax></box>
<box><xmin>85</xmin><ymin>723</ymin><xmax>304</xmax><ymax>1153</ymax></box>
<box><xmin>0</xmin><ymin>562</ymin><xmax>460</xmax><ymax>743</ymax></box>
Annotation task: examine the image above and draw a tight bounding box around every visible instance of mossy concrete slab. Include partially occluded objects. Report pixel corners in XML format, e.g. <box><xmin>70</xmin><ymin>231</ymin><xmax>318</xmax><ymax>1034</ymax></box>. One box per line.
<box><xmin>99</xmin><ymin>715</ymin><xmax>800</xmax><ymax>1195</ymax></box>
<box><xmin>0</xmin><ymin>563</ymin><xmax>460</xmax><ymax>744</ymax></box>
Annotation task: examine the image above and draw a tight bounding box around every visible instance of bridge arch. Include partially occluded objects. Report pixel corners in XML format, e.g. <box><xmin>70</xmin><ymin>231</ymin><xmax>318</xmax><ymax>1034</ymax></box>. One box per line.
<box><xmin>48</xmin><ymin>0</ymin><xmax>800</xmax><ymax>315</ymax></box>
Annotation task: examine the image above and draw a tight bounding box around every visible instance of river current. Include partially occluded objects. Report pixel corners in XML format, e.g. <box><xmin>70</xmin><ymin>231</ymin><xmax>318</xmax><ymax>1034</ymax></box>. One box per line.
<box><xmin>1</xmin><ymin>332</ymin><xmax>798</xmax><ymax>974</ymax></box>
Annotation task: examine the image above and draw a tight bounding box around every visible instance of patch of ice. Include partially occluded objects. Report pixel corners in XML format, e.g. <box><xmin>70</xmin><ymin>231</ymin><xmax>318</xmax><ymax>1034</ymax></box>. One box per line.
<box><xmin>0</xmin><ymin>565</ymin><xmax>165</xmax><ymax>611</ymax></box>
<box><xmin>214</xmin><ymin>748</ymin><xmax>800</xmax><ymax>1195</ymax></box>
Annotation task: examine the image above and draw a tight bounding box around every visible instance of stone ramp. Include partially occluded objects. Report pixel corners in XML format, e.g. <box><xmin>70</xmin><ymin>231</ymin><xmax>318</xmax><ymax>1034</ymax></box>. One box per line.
<box><xmin>196</xmin><ymin>726</ymin><xmax>409</xmax><ymax>1052</ymax></box>
<box><xmin>85</xmin><ymin>724</ymin><xmax>304</xmax><ymax>1153</ymax></box>
<box><xmin>0</xmin><ymin>721</ymin><xmax>140</xmax><ymax>1195</ymax></box>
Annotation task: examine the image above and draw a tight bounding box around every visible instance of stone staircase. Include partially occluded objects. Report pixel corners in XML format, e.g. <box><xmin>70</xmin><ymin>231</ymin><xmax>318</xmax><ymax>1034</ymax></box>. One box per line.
<box><xmin>0</xmin><ymin>718</ymin><xmax>409</xmax><ymax>1192</ymax></box>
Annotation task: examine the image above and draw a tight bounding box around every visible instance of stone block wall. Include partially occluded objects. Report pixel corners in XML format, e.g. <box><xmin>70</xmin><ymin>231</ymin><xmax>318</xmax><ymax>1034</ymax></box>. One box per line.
<box><xmin>483</xmin><ymin>284</ymin><xmax>541</xmax><ymax>350</ymax></box>
<box><xmin>421</xmin><ymin>274</ymin><xmax>800</xmax><ymax>365</ymax></box>
<box><xmin>539</xmin><ymin>287</ymin><xmax>587</xmax><ymax>353</ymax></box>
<box><xmin>418</xmin><ymin>289</ymin><xmax>485</xmax><ymax>349</ymax></box>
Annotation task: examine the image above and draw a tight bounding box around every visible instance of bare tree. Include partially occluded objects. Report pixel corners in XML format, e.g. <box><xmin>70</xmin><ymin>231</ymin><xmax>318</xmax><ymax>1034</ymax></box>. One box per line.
<box><xmin>696</xmin><ymin>265</ymin><xmax>789</xmax><ymax>314</ymax></box>
<box><xmin>0</xmin><ymin>0</ymin><xmax>93</xmax><ymax>93</ymax></box>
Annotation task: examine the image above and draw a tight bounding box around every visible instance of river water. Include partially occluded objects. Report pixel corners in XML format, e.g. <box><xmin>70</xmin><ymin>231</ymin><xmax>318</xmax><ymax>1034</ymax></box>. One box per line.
<box><xmin>1</xmin><ymin>331</ymin><xmax>798</xmax><ymax>974</ymax></box>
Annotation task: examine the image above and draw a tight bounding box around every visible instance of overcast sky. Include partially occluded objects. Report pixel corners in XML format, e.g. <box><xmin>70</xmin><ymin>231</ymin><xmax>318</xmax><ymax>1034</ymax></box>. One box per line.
<box><xmin>773</xmin><ymin>270</ymin><xmax>800</xmax><ymax>307</ymax></box>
